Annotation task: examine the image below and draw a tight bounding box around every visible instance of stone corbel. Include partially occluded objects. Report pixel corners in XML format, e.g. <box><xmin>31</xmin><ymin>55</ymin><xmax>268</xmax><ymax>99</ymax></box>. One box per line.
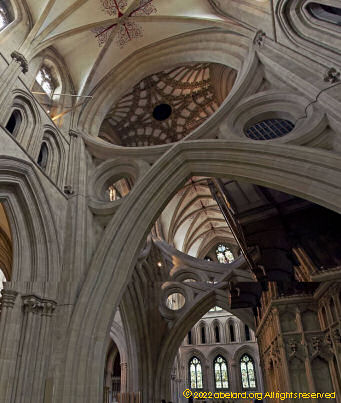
<box><xmin>324</xmin><ymin>68</ymin><xmax>340</xmax><ymax>84</ymax></box>
<box><xmin>253</xmin><ymin>30</ymin><xmax>266</xmax><ymax>48</ymax></box>
<box><xmin>10</xmin><ymin>51</ymin><xmax>28</xmax><ymax>74</ymax></box>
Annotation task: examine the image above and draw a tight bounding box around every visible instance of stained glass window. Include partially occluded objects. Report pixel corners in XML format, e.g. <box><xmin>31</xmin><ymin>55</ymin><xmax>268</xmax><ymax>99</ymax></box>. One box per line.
<box><xmin>240</xmin><ymin>354</ymin><xmax>256</xmax><ymax>389</ymax></box>
<box><xmin>216</xmin><ymin>244</ymin><xmax>235</xmax><ymax>264</ymax></box>
<box><xmin>245</xmin><ymin>119</ymin><xmax>294</xmax><ymax>140</ymax></box>
<box><xmin>214</xmin><ymin>356</ymin><xmax>229</xmax><ymax>389</ymax></box>
<box><xmin>189</xmin><ymin>357</ymin><xmax>203</xmax><ymax>389</ymax></box>
<box><xmin>36</xmin><ymin>66</ymin><xmax>55</xmax><ymax>97</ymax></box>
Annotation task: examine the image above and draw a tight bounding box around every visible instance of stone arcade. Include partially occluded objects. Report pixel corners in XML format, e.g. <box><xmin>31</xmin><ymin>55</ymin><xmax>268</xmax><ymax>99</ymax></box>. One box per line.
<box><xmin>0</xmin><ymin>1</ymin><xmax>340</xmax><ymax>403</ymax></box>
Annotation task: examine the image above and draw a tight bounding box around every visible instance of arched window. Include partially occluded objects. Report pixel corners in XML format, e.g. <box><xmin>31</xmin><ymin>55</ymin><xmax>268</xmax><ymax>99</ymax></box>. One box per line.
<box><xmin>201</xmin><ymin>325</ymin><xmax>206</xmax><ymax>344</ymax></box>
<box><xmin>215</xmin><ymin>325</ymin><xmax>220</xmax><ymax>343</ymax></box>
<box><xmin>36</xmin><ymin>66</ymin><xmax>56</xmax><ymax>97</ymax></box>
<box><xmin>216</xmin><ymin>244</ymin><xmax>235</xmax><ymax>264</ymax></box>
<box><xmin>188</xmin><ymin>331</ymin><xmax>192</xmax><ymax>345</ymax></box>
<box><xmin>0</xmin><ymin>1</ymin><xmax>11</xmax><ymax>30</ymax></box>
<box><xmin>214</xmin><ymin>356</ymin><xmax>229</xmax><ymax>389</ymax></box>
<box><xmin>245</xmin><ymin>119</ymin><xmax>295</xmax><ymax>140</ymax></box>
<box><xmin>229</xmin><ymin>324</ymin><xmax>235</xmax><ymax>342</ymax></box>
<box><xmin>5</xmin><ymin>110</ymin><xmax>22</xmax><ymax>137</ymax></box>
<box><xmin>189</xmin><ymin>357</ymin><xmax>203</xmax><ymax>389</ymax></box>
<box><xmin>330</xmin><ymin>298</ymin><xmax>337</xmax><ymax>323</ymax></box>
<box><xmin>240</xmin><ymin>354</ymin><xmax>257</xmax><ymax>390</ymax></box>
<box><xmin>245</xmin><ymin>324</ymin><xmax>251</xmax><ymax>341</ymax></box>
<box><xmin>307</xmin><ymin>3</ymin><xmax>341</xmax><ymax>26</ymax></box>
<box><xmin>0</xmin><ymin>268</ymin><xmax>6</xmax><ymax>291</ymax></box>
<box><xmin>37</xmin><ymin>142</ymin><xmax>49</xmax><ymax>171</ymax></box>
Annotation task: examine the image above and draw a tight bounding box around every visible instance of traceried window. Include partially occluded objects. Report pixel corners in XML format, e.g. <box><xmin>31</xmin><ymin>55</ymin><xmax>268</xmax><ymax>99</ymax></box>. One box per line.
<box><xmin>245</xmin><ymin>119</ymin><xmax>295</xmax><ymax>140</ymax></box>
<box><xmin>240</xmin><ymin>354</ymin><xmax>257</xmax><ymax>390</ymax></box>
<box><xmin>214</xmin><ymin>356</ymin><xmax>229</xmax><ymax>389</ymax></box>
<box><xmin>189</xmin><ymin>357</ymin><xmax>203</xmax><ymax>389</ymax></box>
<box><xmin>216</xmin><ymin>244</ymin><xmax>235</xmax><ymax>264</ymax></box>
<box><xmin>36</xmin><ymin>66</ymin><xmax>55</xmax><ymax>97</ymax></box>
<box><xmin>0</xmin><ymin>2</ymin><xmax>9</xmax><ymax>30</ymax></box>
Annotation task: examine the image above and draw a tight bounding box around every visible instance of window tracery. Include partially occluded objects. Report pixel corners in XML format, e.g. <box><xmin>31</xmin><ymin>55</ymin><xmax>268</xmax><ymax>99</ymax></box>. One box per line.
<box><xmin>240</xmin><ymin>354</ymin><xmax>256</xmax><ymax>389</ymax></box>
<box><xmin>216</xmin><ymin>244</ymin><xmax>235</xmax><ymax>264</ymax></box>
<box><xmin>189</xmin><ymin>357</ymin><xmax>203</xmax><ymax>389</ymax></box>
<box><xmin>245</xmin><ymin>119</ymin><xmax>295</xmax><ymax>140</ymax></box>
<box><xmin>36</xmin><ymin>66</ymin><xmax>55</xmax><ymax>97</ymax></box>
<box><xmin>214</xmin><ymin>356</ymin><xmax>229</xmax><ymax>389</ymax></box>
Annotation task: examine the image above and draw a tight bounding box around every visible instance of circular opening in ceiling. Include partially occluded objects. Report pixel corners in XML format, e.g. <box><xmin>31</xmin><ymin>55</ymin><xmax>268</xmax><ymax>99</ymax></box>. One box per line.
<box><xmin>153</xmin><ymin>103</ymin><xmax>172</xmax><ymax>121</ymax></box>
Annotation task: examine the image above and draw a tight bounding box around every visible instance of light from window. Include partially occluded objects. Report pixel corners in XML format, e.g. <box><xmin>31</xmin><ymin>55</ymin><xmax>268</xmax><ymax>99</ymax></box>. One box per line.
<box><xmin>240</xmin><ymin>354</ymin><xmax>256</xmax><ymax>389</ymax></box>
<box><xmin>36</xmin><ymin>66</ymin><xmax>55</xmax><ymax>97</ymax></box>
<box><xmin>189</xmin><ymin>357</ymin><xmax>203</xmax><ymax>389</ymax></box>
<box><xmin>216</xmin><ymin>244</ymin><xmax>235</xmax><ymax>264</ymax></box>
<box><xmin>0</xmin><ymin>5</ymin><xmax>8</xmax><ymax>30</ymax></box>
<box><xmin>210</xmin><ymin>306</ymin><xmax>223</xmax><ymax>312</ymax></box>
<box><xmin>0</xmin><ymin>269</ymin><xmax>6</xmax><ymax>291</ymax></box>
<box><xmin>214</xmin><ymin>356</ymin><xmax>229</xmax><ymax>389</ymax></box>
<box><xmin>245</xmin><ymin>119</ymin><xmax>294</xmax><ymax>140</ymax></box>
<box><xmin>106</xmin><ymin>178</ymin><xmax>130</xmax><ymax>201</ymax></box>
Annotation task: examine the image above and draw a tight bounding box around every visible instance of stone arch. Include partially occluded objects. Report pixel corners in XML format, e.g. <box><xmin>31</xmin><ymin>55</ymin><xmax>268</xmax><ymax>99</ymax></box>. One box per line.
<box><xmin>77</xmin><ymin>27</ymin><xmax>254</xmax><ymax>137</ymax></box>
<box><xmin>6</xmin><ymin>90</ymin><xmax>41</xmax><ymax>152</ymax></box>
<box><xmin>40</xmin><ymin>127</ymin><xmax>67</xmax><ymax>187</ymax></box>
<box><xmin>234</xmin><ymin>346</ymin><xmax>261</xmax><ymax>391</ymax></box>
<box><xmin>0</xmin><ymin>157</ymin><xmax>61</xmax><ymax>283</ymax></box>
<box><xmin>56</xmin><ymin>140</ymin><xmax>341</xmax><ymax>403</ymax></box>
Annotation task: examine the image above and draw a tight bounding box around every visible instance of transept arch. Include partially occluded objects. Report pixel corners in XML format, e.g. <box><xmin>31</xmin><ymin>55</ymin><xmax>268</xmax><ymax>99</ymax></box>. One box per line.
<box><xmin>56</xmin><ymin>140</ymin><xmax>341</xmax><ymax>403</ymax></box>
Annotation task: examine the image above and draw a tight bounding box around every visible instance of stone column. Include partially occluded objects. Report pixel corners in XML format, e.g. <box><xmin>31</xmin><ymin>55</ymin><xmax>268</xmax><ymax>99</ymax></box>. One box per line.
<box><xmin>120</xmin><ymin>362</ymin><xmax>128</xmax><ymax>393</ymax></box>
<box><xmin>0</xmin><ymin>289</ymin><xmax>19</xmax><ymax>403</ymax></box>
<box><xmin>11</xmin><ymin>295</ymin><xmax>56</xmax><ymax>403</ymax></box>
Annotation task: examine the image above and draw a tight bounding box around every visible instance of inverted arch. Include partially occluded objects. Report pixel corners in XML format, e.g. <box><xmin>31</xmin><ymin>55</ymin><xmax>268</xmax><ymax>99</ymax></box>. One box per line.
<box><xmin>57</xmin><ymin>140</ymin><xmax>341</xmax><ymax>403</ymax></box>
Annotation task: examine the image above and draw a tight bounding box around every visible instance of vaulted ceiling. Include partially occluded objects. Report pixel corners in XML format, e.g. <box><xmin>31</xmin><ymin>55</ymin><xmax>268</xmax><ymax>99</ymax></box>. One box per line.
<box><xmin>25</xmin><ymin>0</ymin><xmax>251</xmax><ymax>96</ymax></box>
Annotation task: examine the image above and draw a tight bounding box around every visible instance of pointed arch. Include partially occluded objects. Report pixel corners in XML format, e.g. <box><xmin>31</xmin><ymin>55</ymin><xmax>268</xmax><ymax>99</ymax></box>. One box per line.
<box><xmin>57</xmin><ymin>140</ymin><xmax>341</xmax><ymax>403</ymax></box>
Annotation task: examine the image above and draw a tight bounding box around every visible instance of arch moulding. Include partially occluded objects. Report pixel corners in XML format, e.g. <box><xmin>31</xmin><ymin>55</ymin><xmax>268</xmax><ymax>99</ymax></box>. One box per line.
<box><xmin>56</xmin><ymin>140</ymin><xmax>341</xmax><ymax>403</ymax></box>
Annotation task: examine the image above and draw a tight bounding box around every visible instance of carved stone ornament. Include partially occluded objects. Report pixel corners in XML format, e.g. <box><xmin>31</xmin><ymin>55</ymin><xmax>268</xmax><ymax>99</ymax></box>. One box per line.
<box><xmin>254</xmin><ymin>30</ymin><xmax>266</xmax><ymax>47</ymax></box>
<box><xmin>288</xmin><ymin>338</ymin><xmax>298</xmax><ymax>354</ymax></box>
<box><xmin>311</xmin><ymin>336</ymin><xmax>322</xmax><ymax>353</ymax></box>
<box><xmin>332</xmin><ymin>328</ymin><xmax>341</xmax><ymax>344</ymax></box>
<box><xmin>22</xmin><ymin>295</ymin><xmax>57</xmax><ymax>316</ymax></box>
<box><xmin>10</xmin><ymin>51</ymin><xmax>29</xmax><ymax>74</ymax></box>
<box><xmin>324</xmin><ymin>67</ymin><xmax>340</xmax><ymax>84</ymax></box>
<box><xmin>64</xmin><ymin>185</ymin><xmax>74</xmax><ymax>195</ymax></box>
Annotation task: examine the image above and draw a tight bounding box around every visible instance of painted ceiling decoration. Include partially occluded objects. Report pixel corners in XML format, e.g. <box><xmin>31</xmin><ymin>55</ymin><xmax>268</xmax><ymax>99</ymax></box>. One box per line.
<box><xmin>101</xmin><ymin>63</ymin><xmax>237</xmax><ymax>146</ymax></box>
<box><xmin>92</xmin><ymin>0</ymin><xmax>157</xmax><ymax>47</ymax></box>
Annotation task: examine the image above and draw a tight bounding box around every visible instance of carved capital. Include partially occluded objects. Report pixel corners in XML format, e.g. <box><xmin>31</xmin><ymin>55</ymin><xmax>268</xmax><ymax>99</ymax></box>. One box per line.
<box><xmin>41</xmin><ymin>300</ymin><xmax>57</xmax><ymax>316</ymax></box>
<box><xmin>1</xmin><ymin>289</ymin><xmax>18</xmax><ymax>309</ymax></box>
<box><xmin>311</xmin><ymin>336</ymin><xmax>322</xmax><ymax>353</ymax></box>
<box><xmin>22</xmin><ymin>295</ymin><xmax>43</xmax><ymax>314</ymax></box>
<box><xmin>324</xmin><ymin>67</ymin><xmax>340</xmax><ymax>84</ymax></box>
<box><xmin>254</xmin><ymin>30</ymin><xmax>266</xmax><ymax>47</ymax></box>
<box><xmin>11</xmin><ymin>51</ymin><xmax>28</xmax><ymax>74</ymax></box>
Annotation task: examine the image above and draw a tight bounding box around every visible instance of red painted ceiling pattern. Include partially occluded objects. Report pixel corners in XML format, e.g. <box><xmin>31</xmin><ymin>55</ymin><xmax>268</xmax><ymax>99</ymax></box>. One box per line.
<box><xmin>92</xmin><ymin>0</ymin><xmax>157</xmax><ymax>47</ymax></box>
